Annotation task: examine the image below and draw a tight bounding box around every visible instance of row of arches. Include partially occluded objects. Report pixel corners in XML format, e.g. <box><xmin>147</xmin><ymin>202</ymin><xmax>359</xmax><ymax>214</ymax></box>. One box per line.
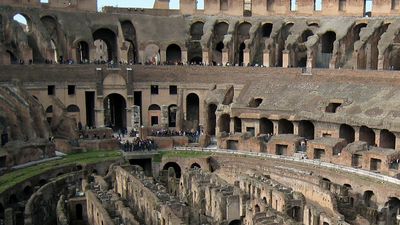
<box><xmin>339</xmin><ymin>124</ymin><xmax>395</xmax><ymax>149</ymax></box>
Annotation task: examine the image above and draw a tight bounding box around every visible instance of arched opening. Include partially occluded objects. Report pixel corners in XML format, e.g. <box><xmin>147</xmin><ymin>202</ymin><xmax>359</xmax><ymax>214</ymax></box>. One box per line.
<box><xmin>190</xmin><ymin>22</ymin><xmax>204</xmax><ymax>41</ymax></box>
<box><xmin>291</xmin><ymin>206</ymin><xmax>302</xmax><ymax>221</ymax></box>
<box><xmin>238</xmin><ymin>42</ymin><xmax>246</xmax><ymax>66</ymax></box>
<box><xmin>219</xmin><ymin>114</ymin><xmax>230</xmax><ymax>134</ymax></box>
<box><xmin>207</xmin><ymin>104</ymin><xmax>217</xmax><ymax>135</ymax></box>
<box><xmin>228</xmin><ymin>220</ymin><xmax>241</xmax><ymax>225</ymax></box>
<box><xmin>213</xmin><ymin>22</ymin><xmax>229</xmax><ymax>65</ymax></box>
<box><xmin>380</xmin><ymin>129</ymin><xmax>395</xmax><ymax>149</ymax></box>
<box><xmin>190</xmin><ymin>163</ymin><xmax>201</xmax><ymax>169</ymax></box>
<box><xmin>237</xmin><ymin>22</ymin><xmax>251</xmax><ymax>65</ymax></box>
<box><xmin>77</xmin><ymin>41</ymin><xmax>89</xmax><ymax>63</ymax></box>
<box><xmin>148</xmin><ymin>104</ymin><xmax>161</xmax><ymax>127</ymax></box>
<box><xmin>260</xmin><ymin>118</ymin><xmax>274</xmax><ymax>135</ymax></box>
<box><xmin>166</xmin><ymin>44</ymin><xmax>182</xmax><ymax>65</ymax></box>
<box><xmin>255</xmin><ymin>204</ymin><xmax>260</xmax><ymax>213</ymax></box>
<box><xmin>13</xmin><ymin>14</ymin><xmax>30</xmax><ymax>32</ymax></box>
<box><xmin>76</xmin><ymin>204</ymin><xmax>83</xmax><ymax>220</ymax></box>
<box><xmin>321</xmin><ymin>31</ymin><xmax>336</xmax><ymax>53</ymax></box>
<box><xmin>121</xmin><ymin>21</ymin><xmax>138</xmax><ymax>64</ymax></box>
<box><xmin>144</xmin><ymin>44</ymin><xmax>160</xmax><ymax>65</ymax></box>
<box><xmin>323</xmin><ymin>223</ymin><xmax>330</xmax><ymax>225</ymax></box>
<box><xmin>385</xmin><ymin>197</ymin><xmax>400</xmax><ymax>225</ymax></box>
<box><xmin>278</xmin><ymin>119</ymin><xmax>294</xmax><ymax>134</ymax></box>
<box><xmin>344</xmin><ymin>183</ymin><xmax>352</xmax><ymax>189</ymax></box>
<box><xmin>93</xmin><ymin>28</ymin><xmax>118</xmax><ymax>62</ymax></box>
<box><xmin>339</xmin><ymin>124</ymin><xmax>355</xmax><ymax>144</ymax></box>
<box><xmin>103</xmin><ymin>93</ymin><xmax>127</xmax><ymax>130</ymax></box>
<box><xmin>186</xmin><ymin>93</ymin><xmax>200</xmax><ymax>128</ymax></box>
<box><xmin>249</xmin><ymin>98</ymin><xmax>263</xmax><ymax>107</ymax></box>
<box><xmin>363</xmin><ymin>190</ymin><xmax>376</xmax><ymax>208</ymax></box>
<box><xmin>233</xmin><ymin>117</ymin><xmax>242</xmax><ymax>133</ymax></box>
<box><xmin>23</xmin><ymin>185</ymin><xmax>32</xmax><ymax>198</ymax></box>
<box><xmin>301</xmin><ymin>30</ymin><xmax>314</xmax><ymax>43</ymax></box>
<box><xmin>6</xmin><ymin>51</ymin><xmax>18</xmax><ymax>64</ymax></box>
<box><xmin>298</xmin><ymin>120</ymin><xmax>314</xmax><ymax>140</ymax></box>
<box><xmin>353</xmin><ymin>23</ymin><xmax>367</xmax><ymax>42</ymax></box>
<box><xmin>168</xmin><ymin>105</ymin><xmax>177</xmax><ymax>127</ymax></box>
<box><xmin>67</xmin><ymin>105</ymin><xmax>80</xmax><ymax>113</ymax></box>
<box><xmin>262</xmin><ymin>23</ymin><xmax>273</xmax><ymax>38</ymax></box>
<box><xmin>163</xmin><ymin>162</ymin><xmax>182</xmax><ymax>178</ymax></box>
<box><xmin>359</xmin><ymin>126</ymin><xmax>375</xmax><ymax>146</ymax></box>
<box><xmin>363</xmin><ymin>0</ymin><xmax>373</xmax><ymax>17</ymax></box>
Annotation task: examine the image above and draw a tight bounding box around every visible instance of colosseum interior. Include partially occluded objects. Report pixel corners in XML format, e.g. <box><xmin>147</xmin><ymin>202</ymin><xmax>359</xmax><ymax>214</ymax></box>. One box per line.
<box><xmin>1</xmin><ymin>0</ymin><xmax>400</xmax><ymax>224</ymax></box>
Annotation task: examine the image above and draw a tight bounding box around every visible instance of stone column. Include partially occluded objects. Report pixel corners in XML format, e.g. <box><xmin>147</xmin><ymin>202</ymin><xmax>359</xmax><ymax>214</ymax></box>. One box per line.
<box><xmin>176</xmin><ymin>89</ymin><xmax>184</xmax><ymax>130</ymax></box>
<box><xmin>131</xmin><ymin>105</ymin><xmax>141</xmax><ymax>131</ymax></box>
<box><xmin>95</xmin><ymin>108</ymin><xmax>105</xmax><ymax>128</ymax></box>
<box><xmin>161</xmin><ymin>105</ymin><xmax>169</xmax><ymax>128</ymax></box>
<box><xmin>243</xmin><ymin>49</ymin><xmax>250</xmax><ymax>66</ymax></box>
<box><xmin>202</xmin><ymin>49</ymin><xmax>210</xmax><ymax>65</ymax></box>
<box><xmin>222</xmin><ymin>49</ymin><xmax>229</xmax><ymax>66</ymax></box>
<box><xmin>139</xmin><ymin>49</ymin><xmax>145</xmax><ymax>64</ymax></box>
<box><xmin>272</xmin><ymin>120</ymin><xmax>279</xmax><ymax>135</ymax></box>
<box><xmin>282</xmin><ymin>50</ymin><xmax>290</xmax><ymax>68</ymax></box>
<box><xmin>354</xmin><ymin>126</ymin><xmax>360</xmax><ymax>142</ymax></box>
<box><xmin>366</xmin><ymin>43</ymin><xmax>372</xmax><ymax>69</ymax></box>
<box><xmin>263</xmin><ymin>50</ymin><xmax>270</xmax><ymax>67</ymax></box>
<box><xmin>181</xmin><ymin>49</ymin><xmax>188</xmax><ymax>64</ymax></box>
<box><xmin>230</xmin><ymin>118</ymin><xmax>235</xmax><ymax>133</ymax></box>
<box><xmin>374</xmin><ymin>129</ymin><xmax>381</xmax><ymax>147</ymax></box>
<box><xmin>395</xmin><ymin>133</ymin><xmax>400</xmax><ymax>150</ymax></box>
<box><xmin>293</xmin><ymin>121</ymin><xmax>299</xmax><ymax>135</ymax></box>
<box><xmin>160</xmin><ymin>49</ymin><xmax>166</xmax><ymax>64</ymax></box>
<box><xmin>254</xmin><ymin>120</ymin><xmax>260</xmax><ymax>136</ymax></box>
<box><xmin>377</xmin><ymin>54</ymin><xmax>384</xmax><ymax>70</ymax></box>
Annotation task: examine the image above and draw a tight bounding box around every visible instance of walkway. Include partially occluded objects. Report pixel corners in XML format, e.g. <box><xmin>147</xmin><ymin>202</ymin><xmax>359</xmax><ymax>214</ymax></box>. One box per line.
<box><xmin>173</xmin><ymin>146</ymin><xmax>400</xmax><ymax>186</ymax></box>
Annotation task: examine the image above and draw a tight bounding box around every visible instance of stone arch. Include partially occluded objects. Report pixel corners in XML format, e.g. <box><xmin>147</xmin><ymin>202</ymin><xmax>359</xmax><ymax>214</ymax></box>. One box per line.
<box><xmin>237</xmin><ymin>22</ymin><xmax>251</xmax><ymax>64</ymax></box>
<box><xmin>219</xmin><ymin>114</ymin><xmax>230</xmax><ymax>134</ymax></box>
<box><xmin>261</xmin><ymin>23</ymin><xmax>273</xmax><ymax>38</ymax></box>
<box><xmin>144</xmin><ymin>43</ymin><xmax>160</xmax><ymax>65</ymax></box>
<box><xmin>148</xmin><ymin>104</ymin><xmax>161</xmax><ymax>126</ymax></box>
<box><xmin>190</xmin><ymin>162</ymin><xmax>201</xmax><ymax>169</ymax></box>
<box><xmin>23</xmin><ymin>185</ymin><xmax>32</xmax><ymax>198</ymax></box>
<box><xmin>260</xmin><ymin>118</ymin><xmax>273</xmax><ymax>134</ymax></box>
<box><xmin>380</xmin><ymin>129</ymin><xmax>395</xmax><ymax>149</ymax></box>
<box><xmin>121</xmin><ymin>20</ymin><xmax>138</xmax><ymax>64</ymax></box>
<box><xmin>166</xmin><ymin>44</ymin><xmax>182</xmax><ymax>64</ymax></box>
<box><xmin>190</xmin><ymin>21</ymin><xmax>204</xmax><ymax>41</ymax></box>
<box><xmin>278</xmin><ymin>119</ymin><xmax>293</xmax><ymax>134</ymax></box>
<box><xmin>255</xmin><ymin>204</ymin><xmax>260</xmax><ymax>213</ymax></box>
<box><xmin>353</xmin><ymin>23</ymin><xmax>367</xmax><ymax>42</ymax></box>
<box><xmin>359</xmin><ymin>126</ymin><xmax>375</xmax><ymax>146</ymax></box>
<box><xmin>186</xmin><ymin>93</ymin><xmax>199</xmax><ymax>128</ymax></box>
<box><xmin>67</xmin><ymin>104</ymin><xmax>80</xmax><ymax>113</ymax></box>
<box><xmin>233</xmin><ymin>117</ymin><xmax>242</xmax><ymax>133</ymax></box>
<box><xmin>298</xmin><ymin>120</ymin><xmax>314</xmax><ymax>140</ymax></box>
<box><xmin>213</xmin><ymin>22</ymin><xmax>229</xmax><ymax>65</ymax></box>
<box><xmin>207</xmin><ymin>104</ymin><xmax>217</xmax><ymax>135</ymax></box>
<box><xmin>76</xmin><ymin>41</ymin><xmax>89</xmax><ymax>63</ymax></box>
<box><xmin>93</xmin><ymin>28</ymin><xmax>118</xmax><ymax>62</ymax></box>
<box><xmin>13</xmin><ymin>13</ymin><xmax>31</xmax><ymax>32</ymax></box>
<box><xmin>46</xmin><ymin>105</ymin><xmax>53</xmax><ymax>113</ymax></box>
<box><xmin>103</xmin><ymin>93</ymin><xmax>127</xmax><ymax>130</ymax></box>
<box><xmin>103</xmin><ymin>73</ymin><xmax>126</xmax><ymax>86</ymax></box>
<box><xmin>163</xmin><ymin>162</ymin><xmax>182</xmax><ymax>178</ymax></box>
<box><xmin>321</xmin><ymin>31</ymin><xmax>336</xmax><ymax>54</ymax></box>
<box><xmin>339</xmin><ymin>124</ymin><xmax>355</xmax><ymax>144</ymax></box>
<box><xmin>385</xmin><ymin>197</ymin><xmax>400</xmax><ymax>224</ymax></box>
<box><xmin>363</xmin><ymin>190</ymin><xmax>376</xmax><ymax>208</ymax></box>
<box><xmin>168</xmin><ymin>104</ymin><xmax>177</xmax><ymax>127</ymax></box>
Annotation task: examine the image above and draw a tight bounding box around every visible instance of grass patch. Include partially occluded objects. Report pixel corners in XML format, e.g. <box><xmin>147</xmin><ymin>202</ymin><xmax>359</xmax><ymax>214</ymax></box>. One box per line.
<box><xmin>0</xmin><ymin>150</ymin><xmax>122</xmax><ymax>193</ymax></box>
<box><xmin>155</xmin><ymin>150</ymin><xmax>212</xmax><ymax>162</ymax></box>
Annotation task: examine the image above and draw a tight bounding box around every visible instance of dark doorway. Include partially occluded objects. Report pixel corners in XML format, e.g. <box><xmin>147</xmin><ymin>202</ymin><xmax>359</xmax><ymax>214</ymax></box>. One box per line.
<box><xmin>104</xmin><ymin>94</ymin><xmax>127</xmax><ymax>130</ymax></box>
<box><xmin>129</xmin><ymin>158</ymin><xmax>153</xmax><ymax>176</ymax></box>
<box><xmin>166</xmin><ymin>44</ymin><xmax>182</xmax><ymax>64</ymax></box>
<box><xmin>186</xmin><ymin>93</ymin><xmax>200</xmax><ymax>127</ymax></box>
<box><xmin>278</xmin><ymin>119</ymin><xmax>294</xmax><ymax>134</ymax></box>
<box><xmin>134</xmin><ymin>91</ymin><xmax>142</xmax><ymax>126</ymax></box>
<box><xmin>85</xmin><ymin>91</ymin><xmax>95</xmax><ymax>127</ymax></box>
<box><xmin>299</xmin><ymin>120</ymin><xmax>314</xmax><ymax>140</ymax></box>
<box><xmin>163</xmin><ymin>162</ymin><xmax>182</xmax><ymax>178</ymax></box>
<box><xmin>76</xmin><ymin>204</ymin><xmax>83</xmax><ymax>220</ymax></box>
<box><xmin>339</xmin><ymin>124</ymin><xmax>355</xmax><ymax>144</ymax></box>
<box><xmin>260</xmin><ymin>118</ymin><xmax>274</xmax><ymax>134</ymax></box>
<box><xmin>219</xmin><ymin>114</ymin><xmax>230</xmax><ymax>134</ymax></box>
<box><xmin>168</xmin><ymin>104</ymin><xmax>178</xmax><ymax>127</ymax></box>
<box><xmin>77</xmin><ymin>41</ymin><xmax>89</xmax><ymax>63</ymax></box>
<box><xmin>207</xmin><ymin>104</ymin><xmax>217</xmax><ymax>135</ymax></box>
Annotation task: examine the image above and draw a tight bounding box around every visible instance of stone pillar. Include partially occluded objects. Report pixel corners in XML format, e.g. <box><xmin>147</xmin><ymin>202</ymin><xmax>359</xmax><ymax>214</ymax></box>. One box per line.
<box><xmin>182</xmin><ymin>49</ymin><xmax>188</xmax><ymax>64</ymax></box>
<box><xmin>366</xmin><ymin>43</ymin><xmax>372</xmax><ymax>69</ymax></box>
<box><xmin>89</xmin><ymin>46</ymin><xmax>97</xmax><ymax>63</ymax></box>
<box><xmin>4</xmin><ymin>208</ymin><xmax>13</xmax><ymax>225</ymax></box>
<box><xmin>354</xmin><ymin>126</ymin><xmax>360</xmax><ymax>142</ymax></box>
<box><xmin>282</xmin><ymin>50</ymin><xmax>289</xmax><ymax>68</ymax></box>
<box><xmin>377</xmin><ymin>54</ymin><xmax>384</xmax><ymax>70</ymax></box>
<box><xmin>71</xmin><ymin>47</ymin><xmax>78</xmax><ymax>63</ymax></box>
<box><xmin>254</xmin><ymin>120</ymin><xmax>260</xmax><ymax>136</ymax></box>
<box><xmin>293</xmin><ymin>121</ymin><xmax>299</xmax><ymax>135</ymax></box>
<box><xmin>139</xmin><ymin>49</ymin><xmax>145</xmax><ymax>64</ymax></box>
<box><xmin>230</xmin><ymin>118</ymin><xmax>235</xmax><ymax>133</ymax></box>
<box><xmin>374</xmin><ymin>129</ymin><xmax>380</xmax><ymax>147</ymax></box>
<box><xmin>243</xmin><ymin>49</ymin><xmax>250</xmax><ymax>66</ymax></box>
<box><xmin>222</xmin><ymin>49</ymin><xmax>229</xmax><ymax>66</ymax></box>
<box><xmin>263</xmin><ymin>50</ymin><xmax>270</xmax><ymax>67</ymax></box>
<box><xmin>161</xmin><ymin>105</ymin><xmax>169</xmax><ymax>128</ymax></box>
<box><xmin>160</xmin><ymin>50</ymin><xmax>166</xmax><ymax>64</ymax></box>
<box><xmin>395</xmin><ymin>133</ymin><xmax>400</xmax><ymax>150</ymax></box>
<box><xmin>176</xmin><ymin>89</ymin><xmax>184</xmax><ymax>130</ymax></box>
<box><xmin>272</xmin><ymin>120</ymin><xmax>279</xmax><ymax>135</ymax></box>
<box><xmin>132</xmin><ymin>105</ymin><xmax>141</xmax><ymax>132</ymax></box>
<box><xmin>202</xmin><ymin>50</ymin><xmax>209</xmax><ymax>65</ymax></box>
<box><xmin>95</xmin><ymin>108</ymin><xmax>104</xmax><ymax>128</ymax></box>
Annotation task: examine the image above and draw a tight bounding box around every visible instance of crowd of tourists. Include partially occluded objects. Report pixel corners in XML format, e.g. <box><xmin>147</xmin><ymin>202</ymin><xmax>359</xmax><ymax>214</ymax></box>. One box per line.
<box><xmin>151</xmin><ymin>128</ymin><xmax>202</xmax><ymax>143</ymax></box>
<box><xmin>121</xmin><ymin>138</ymin><xmax>157</xmax><ymax>152</ymax></box>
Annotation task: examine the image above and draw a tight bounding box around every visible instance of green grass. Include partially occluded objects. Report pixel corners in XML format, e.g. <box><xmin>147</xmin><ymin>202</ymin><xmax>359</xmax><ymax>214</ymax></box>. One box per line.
<box><xmin>154</xmin><ymin>150</ymin><xmax>212</xmax><ymax>162</ymax></box>
<box><xmin>0</xmin><ymin>150</ymin><xmax>122</xmax><ymax>193</ymax></box>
